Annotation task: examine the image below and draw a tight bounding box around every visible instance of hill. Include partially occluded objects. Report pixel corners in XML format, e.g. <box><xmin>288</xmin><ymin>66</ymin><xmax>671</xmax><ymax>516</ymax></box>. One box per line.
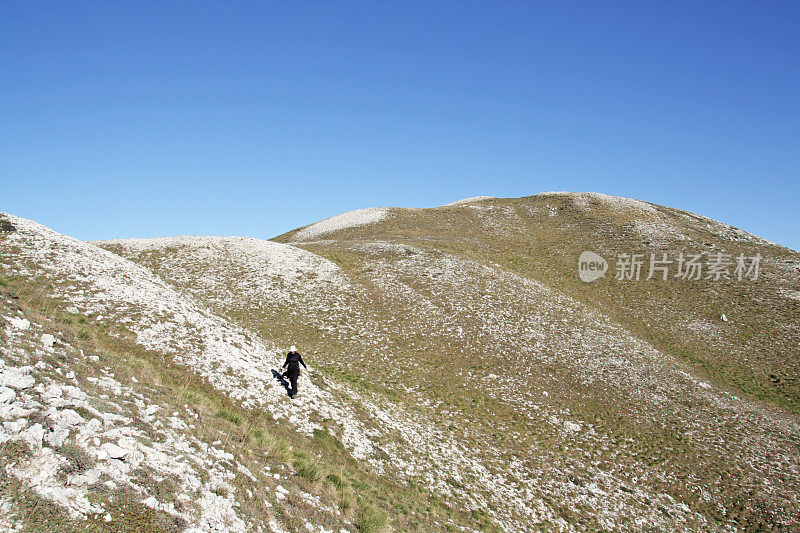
<box><xmin>1</xmin><ymin>192</ymin><xmax>799</xmax><ymax>531</ymax></box>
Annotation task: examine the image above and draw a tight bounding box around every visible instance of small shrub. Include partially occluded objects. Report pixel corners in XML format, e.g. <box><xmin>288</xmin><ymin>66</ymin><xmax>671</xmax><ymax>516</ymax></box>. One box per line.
<box><xmin>20</xmin><ymin>488</ymin><xmax>75</xmax><ymax>532</ymax></box>
<box><xmin>355</xmin><ymin>502</ymin><xmax>388</xmax><ymax>532</ymax></box>
<box><xmin>295</xmin><ymin>458</ymin><xmax>322</xmax><ymax>482</ymax></box>
<box><xmin>246</xmin><ymin>428</ymin><xmax>265</xmax><ymax>444</ymax></box>
<box><xmin>104</xmin><ymin>489</ymin><xmax>187</xmax><ymax>532</ymax></box>
<box><xmin>337</xmin><ymin>486</ymin><xmax>355</xmax><ymax>514</ymax></box>
<box><xmin>326</xmin><ymin>472</ymin><xmax>344</xmax><ymax>489</ymax></box>
<box><xmin>215</xmin><ymin>408</ymin><xmax>242</xmax><ymax>425</ymax></box>
<box><xmin>0</xmin><ymin>217</ymin><xmax>16</xmax><ymax>233</ymax></box>
<box><xmin>0</xmin><ymin>440</ymin><xmax>32</xmax><ymax>466</ymax></box>
<box><xmin>27</xmin><ymin>410</ymin><xmax>55</xmax><ymax>431</ymax></box>
<box><xmin>132</xmin><ymin>468</ymin><xmax>178</xmax><ymax>504</ymax></box>
<box><xmin>58</xmin><ymin>444</ymin><xmax>95</xmax><ymax>476</ymax></box>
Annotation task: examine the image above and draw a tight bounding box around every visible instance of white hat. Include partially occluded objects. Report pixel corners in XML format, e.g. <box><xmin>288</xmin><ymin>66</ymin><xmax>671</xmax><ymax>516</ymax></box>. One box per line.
<box><xmin>290</xmin><ymin>345</ymin><xmax>297</xmax><ymax>352</ymax></box>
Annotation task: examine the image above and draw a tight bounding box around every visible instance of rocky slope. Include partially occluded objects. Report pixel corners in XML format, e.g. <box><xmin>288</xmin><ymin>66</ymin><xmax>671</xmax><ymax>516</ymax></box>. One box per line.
<box><xmin>1</xmin><ymin>192</ymin><xmax>799</xmax><ymax>531</ymax></box>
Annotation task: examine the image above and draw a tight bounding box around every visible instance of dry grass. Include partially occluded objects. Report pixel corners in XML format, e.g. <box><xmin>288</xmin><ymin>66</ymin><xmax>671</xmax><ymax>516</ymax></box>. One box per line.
<box><xmin>0</xmin><ymin>268</ymin><xmax>480</xmax><ymax>531</ymax></box>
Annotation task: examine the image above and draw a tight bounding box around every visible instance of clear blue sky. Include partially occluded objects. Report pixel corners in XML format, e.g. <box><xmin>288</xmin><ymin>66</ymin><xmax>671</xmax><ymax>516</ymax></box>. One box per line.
<box><xmin>2</xmin><ymin>1</ymin><xmax>799</xmax><ymax>251</ymax></box>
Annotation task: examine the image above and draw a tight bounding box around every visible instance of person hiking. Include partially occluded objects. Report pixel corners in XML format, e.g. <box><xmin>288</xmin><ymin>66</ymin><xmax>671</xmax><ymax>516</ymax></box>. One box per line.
<box><xmin>281</xmin><ymin>345</ymin><xmax>307</xmax><ymax>399</ymax></box>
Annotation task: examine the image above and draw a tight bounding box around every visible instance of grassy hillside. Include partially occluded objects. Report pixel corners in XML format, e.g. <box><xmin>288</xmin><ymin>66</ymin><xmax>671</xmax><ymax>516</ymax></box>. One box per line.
<box><xmin>3</xmin><ymin>191</ymin><xmax>799</xmax><ymax>531</ymax></box>
<box><xmin>98</xmin><ymin>193</ymin><xmax>799</xmax><ymax>531</ymax></box>
<box><xmin>0</xmin><ymin>214</ymin><xmax>479</xmax><ymax>532</ymax></box>
<box><xmin>276</xmin><ymin>192</ymin><xmax>800</xmax><ymax>414</ymax></box>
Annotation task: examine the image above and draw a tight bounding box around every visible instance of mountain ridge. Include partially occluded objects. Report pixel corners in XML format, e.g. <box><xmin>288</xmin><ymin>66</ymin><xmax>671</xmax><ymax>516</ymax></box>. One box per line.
<box><xmin>1</xmin><ymin>191</ymin><xmax>799</xmax><ymax>531</ymax></box>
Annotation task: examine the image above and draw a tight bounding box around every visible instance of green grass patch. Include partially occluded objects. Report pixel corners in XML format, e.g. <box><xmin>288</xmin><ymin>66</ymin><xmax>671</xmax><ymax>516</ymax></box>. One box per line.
<box><xmin>215</xmin><ymin>408</ymin><xmax>243</xmax><ymax>425</ymax></box>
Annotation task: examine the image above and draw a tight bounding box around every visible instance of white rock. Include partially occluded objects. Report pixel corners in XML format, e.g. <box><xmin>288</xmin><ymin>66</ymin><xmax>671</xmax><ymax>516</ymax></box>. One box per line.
<box><xmin>44</xmin><ymin>384</ymin><xmax>63</xmax><ymax>399</ymax></box>
<box><xmin>55</xmin><ymin>409</ymin><xmax>85</xmax><ymax>430</ymax></box>
<box><xmin>291</xmin><ymin>207</ymin><xmax>388</xmax><ymax>241</ymax></box>
<box><xmin>3</xmin><ymin>419</ymin><xmax>27</xmax><ymax>434</ymax></box>
<box><xmin>19</xmin><ymin>423</ymin><xmax>45</xmax><ymax>449</ymax></box>
<box><xmin>6</xmin><ymin>316</ymin><xmax>30</xmax><ymax>330</ymax></box>
<box><xmin>0</xmin><ymin>387</ymin><xmax>15</xmax><ymax>404</ymax></box>
<box><xmin>41</xmin><ymin>334</ymin><xmax>56</xmax><ymax>348</ymax></box>
<box><xmin>442</xmin><ymin>196</ymin><xmax>497</xmax><ymax>207</ymax></box>
<box><xmin>2</xmin><ymin>370</ymin><xmax>35</xmax><ymax>390</ymax></box>
<box><xmin>45</xmin><ymin>428</ymin><xmax>70</xmax><ymax>447</ymax></box>
<box><xmin>85</xmin><ymin>419</ymin><xmax>102</xmax><ymax>434</ymax></box>
<box><xmin>98</xmin><ymin>442</ymin><xmax>128</xmax><ymax>460</ymax></box>
<box><xmin>169</xmin><ymin>417</ymin><xmax>189</xmax><ymax>430</ymax></box>
<box><xmin>103</xmin><ymin>513</ymin><xmax>112</xmax><ymax>522</ymax></box>
<box><xmin>68</xmin><ymin>468</ymin><xmax>101</xmax><ymax>487</ymax></box>
<box><xmin>0</xmin><ymin>403</ymin><xmax>31</xmax><ymax>419</ymax></box>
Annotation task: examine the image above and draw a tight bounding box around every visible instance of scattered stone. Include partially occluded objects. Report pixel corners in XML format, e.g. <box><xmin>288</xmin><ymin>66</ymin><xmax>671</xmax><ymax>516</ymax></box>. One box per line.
<box><xmin>44</xmin><ymin>384</ymin><xmax>63</xmax><ymax>399</ymax></box>
<box><xmin>41</xmin><ymin>334</ymin><xmax>56</xmax><ymax>348</ymax></box>
<box><xmin>55</xmin><ymin>409</ymin><xmax>85</xmax><ymax>430</ymax></box>
<box><xmin>98</xmin><ymin>442</ymin><xmax>128</xmax><ymax>460</ymax></box>
<box><xmin>3</xmin><ymin>419</ymin><xmax>27</xmax><ymax>434</ymax></box>
<box><xmin>2</xmin><ymin>369</ymin><xmax>35</xmax><ymax>390</ymax></box>
<box><xmin>0</xmin><ymin>386</ymin><xmax>15</xmax><ymax>404</ymax></box>
<box><xmin>68</xmin><ymin>468</ymin><xmax>101</xmax><ymax>487</ymax></box>
<box><xmin>6</xmin><ymin>316</ymin><xmax>30</xmax><ymax>330</ymax></box>
<box><xmin>19</xmin><ymin>423</ymin><xmax>45</xmax><ymax>449</ymax></box>
<box><xmin>45</xmin><ymin>428</ymin><xmax>70</xmax><ymax>447</ymax></box>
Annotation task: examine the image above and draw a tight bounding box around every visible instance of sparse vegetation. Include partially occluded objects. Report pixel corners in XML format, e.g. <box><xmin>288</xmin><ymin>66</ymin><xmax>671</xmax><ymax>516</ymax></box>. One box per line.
<box><xmin>58</xmin><ymin>443</ymin><xmax>96</xmax><ymax>476</ymax></box>
<box><xmin>215</xmin><ymin>408</ymin><xmax>243</xmax><ymax>425</ymax></box>
<box><xmin>354</xmin><ymin>500</ymin><xmax>388</xmax><ymax>533</ymax></box>
<box><xmin>0</xmin><ymin>265</ymin><xmax>479</xmax><ymax>531</ymax></box>
<box><xmin>2</xmin><ymin>198</ymin><xmax>799</xmax><ymax>531</ymax></box>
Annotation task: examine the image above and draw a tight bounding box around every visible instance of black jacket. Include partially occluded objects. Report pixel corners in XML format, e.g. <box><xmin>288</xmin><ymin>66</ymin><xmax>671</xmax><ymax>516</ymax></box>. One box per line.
<box><xmin>283</xmin><ymin>351</ymin><xmax>307</xmax><ymax>375</ymax></box>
